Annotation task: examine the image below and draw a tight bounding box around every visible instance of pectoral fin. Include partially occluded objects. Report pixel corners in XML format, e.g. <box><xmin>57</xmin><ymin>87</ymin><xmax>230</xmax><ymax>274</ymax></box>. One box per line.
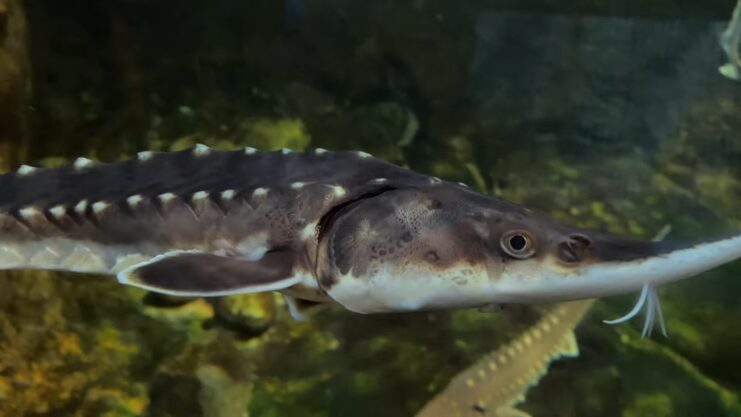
<box><xmin>283</xmin><ymin>295</ymin><xmax>328</xmax><ymax>321</ymax></box>
<box><xmin>117</xmin><ymin>250</ymin><xmax>300</xmax><ymax>297</ymax></box>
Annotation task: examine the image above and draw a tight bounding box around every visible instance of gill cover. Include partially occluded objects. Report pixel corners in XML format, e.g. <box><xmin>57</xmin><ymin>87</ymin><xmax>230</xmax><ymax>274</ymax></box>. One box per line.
<box><xmin>315</xmin><ymin>187</ymin><xmax>498</xmax><ymax>313</ymax></box>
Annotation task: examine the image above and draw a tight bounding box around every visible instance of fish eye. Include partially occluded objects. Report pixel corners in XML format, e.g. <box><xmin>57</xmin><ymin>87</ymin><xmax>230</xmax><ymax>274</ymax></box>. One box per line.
<box><xmin>500</xmin><ymin>230</ymin><xmax>536</xmax><ymax>259</ymax></box>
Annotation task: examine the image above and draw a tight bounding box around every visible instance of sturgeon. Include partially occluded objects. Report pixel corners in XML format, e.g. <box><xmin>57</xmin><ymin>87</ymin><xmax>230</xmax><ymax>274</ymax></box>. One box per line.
<box><xmin>1</xmin><ymin>146</ymin><xmax>740</xmax><ymax>331</ymax></box>
<box><xmin>417</xmin><ymin>300</ymin><xmax>593</xmax><ymax>417</ymax></box>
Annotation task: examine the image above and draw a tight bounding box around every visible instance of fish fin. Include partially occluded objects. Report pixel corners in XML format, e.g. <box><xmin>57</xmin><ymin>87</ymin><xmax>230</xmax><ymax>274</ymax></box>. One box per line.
<box><xmin>554</xmin><ymin>331</ymin><xmax>580</xmax><ymax>359</ymax></box>
<box><xmin>283</xmin><ymin>295</ymin><xmax>327</xmax><ymax>321</ymax></box>
<box><xmin>117</xmin><ymin>249</ymin><xmax>300</xmax><ymax>296</ymax></box>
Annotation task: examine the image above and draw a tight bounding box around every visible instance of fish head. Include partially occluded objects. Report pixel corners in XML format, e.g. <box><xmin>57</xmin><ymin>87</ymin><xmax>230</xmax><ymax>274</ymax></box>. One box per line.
<box><xmin>315</xmin><ymin>183</ymin><xmax>741</xmax><ymax>312</ymax></box>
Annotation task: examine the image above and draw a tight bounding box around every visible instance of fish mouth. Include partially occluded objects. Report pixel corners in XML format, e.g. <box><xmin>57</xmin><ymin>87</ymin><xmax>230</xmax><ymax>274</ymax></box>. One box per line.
<box><xmin>497</xmin><ymin>231</ymin><xmax>741</xmax><ymax>303</ymax></box>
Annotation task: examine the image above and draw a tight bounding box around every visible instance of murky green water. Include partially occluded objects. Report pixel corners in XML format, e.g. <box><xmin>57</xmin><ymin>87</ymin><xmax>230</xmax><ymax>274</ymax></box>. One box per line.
<box><xmin>1</xmin><ymin>1</ymin><xmax>740</xmax><ymax>416</ymax></box>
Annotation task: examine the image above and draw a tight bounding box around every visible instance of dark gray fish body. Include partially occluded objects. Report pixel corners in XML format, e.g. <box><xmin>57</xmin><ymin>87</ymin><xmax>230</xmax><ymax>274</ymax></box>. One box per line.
<box><xmin>0</xmin><ymin>147</ymin><xmax>433</xmax><ymax>300</ymax></box>
<box><xmin>1</xmin><ymin>146</ymin><xmax>740</xmax><ymax>322</ymax></box>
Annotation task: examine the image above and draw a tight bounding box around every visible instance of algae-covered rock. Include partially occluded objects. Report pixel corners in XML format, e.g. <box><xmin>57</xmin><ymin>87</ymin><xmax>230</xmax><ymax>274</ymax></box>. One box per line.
<box><xmin>211</xmin><ymin>294</ymin><xmax>279</xmax><ymax>337</ymax></box>
<box><xmin>197</xmin><ymin>365</ymin><xmax>253</xmax><ymax>417</ymax></box>
<box><xmin>522</xmin><ymin>302</ymin><xmax>741</xmax><ymax>417</ymax></box>
<box><xmin>236</xmin><ymin>118</ymin><xmax>311</xmax><ymax>152</ymax></box>
<box><xmin>144</xmin><ymin>332</ymin><xmax>256</xmax><ymax>417</ymax></box>
<box><xmin>622</xmin><ymin>394</ymin><xmax>674</xmax><ymax>417</ymax></box>
<box><xmin>0</xmin><ymin>272</ymin><xmax>154</xmax><ymax>416</ymax></box>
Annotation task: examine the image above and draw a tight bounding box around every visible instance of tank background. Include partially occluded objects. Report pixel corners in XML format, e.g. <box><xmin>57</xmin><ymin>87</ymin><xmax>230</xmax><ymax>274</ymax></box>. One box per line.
<box><xmin>0</xmin><ymin>0</ymin><xmax>740</xmax><ymax>416</ymax></box>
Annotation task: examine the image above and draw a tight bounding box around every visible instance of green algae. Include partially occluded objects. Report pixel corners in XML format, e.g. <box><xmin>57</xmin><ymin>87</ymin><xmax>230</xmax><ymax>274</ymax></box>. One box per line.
<box><xmin>210</xmin><ymin>294</ymin><xmax>280</xmax><ymax>338</ymax></box>
<box><xmin>238</xmin><ymin>118</ymin><xmax>311</xmax><ymax>152</ymax></box>
<box><xmin>197</xmin><ymin>365</ymin><xmax>253</xmax><ymax>417</ymax></box>
<box><xmin>622</xmin><ymin>394</ymin><xmax>674</xmax><ymax>417</ymax></box>
<box><xmin>0</xmin><ymin>273</ymin><xmax>159</xmax><ymax>416</ymax></box>
<box><xmin>141</xmin><ymin>298</ymin><xmax>215</xmax><ymax>338</ymax></box>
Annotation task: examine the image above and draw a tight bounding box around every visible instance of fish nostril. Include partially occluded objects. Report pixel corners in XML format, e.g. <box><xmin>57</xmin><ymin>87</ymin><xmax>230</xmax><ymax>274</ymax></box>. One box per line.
<box><xmin>558</xmin><ymin>242</ymin><xmax>581</xmax><ymax>263</ymax></box>
<box><xmin>569</xmin><ymin>233</ymin><xmax>592</xmax><ymax>248</ymax></box>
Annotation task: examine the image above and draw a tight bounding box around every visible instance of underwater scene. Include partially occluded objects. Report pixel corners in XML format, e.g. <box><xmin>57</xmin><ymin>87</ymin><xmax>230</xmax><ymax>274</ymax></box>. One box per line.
<box><xmin>1</xmin><ymin>1</ymin><xmax>741</xmax><ymax>416</ymax></box>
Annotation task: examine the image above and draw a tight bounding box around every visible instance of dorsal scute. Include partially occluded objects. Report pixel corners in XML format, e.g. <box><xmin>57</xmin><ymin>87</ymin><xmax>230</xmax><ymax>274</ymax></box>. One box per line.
<box><xmin>0</xmin><ymin>146</ymin><xmax>426</xmax><ymax>231</ymax></box>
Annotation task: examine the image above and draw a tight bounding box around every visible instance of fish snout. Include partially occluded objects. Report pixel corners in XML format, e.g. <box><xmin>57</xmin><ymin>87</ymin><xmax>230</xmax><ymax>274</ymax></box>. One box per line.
<box><xmin>548</xmin><ymin>228</ymin><xmax>679</xmax><ymax>266</ymax></box>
